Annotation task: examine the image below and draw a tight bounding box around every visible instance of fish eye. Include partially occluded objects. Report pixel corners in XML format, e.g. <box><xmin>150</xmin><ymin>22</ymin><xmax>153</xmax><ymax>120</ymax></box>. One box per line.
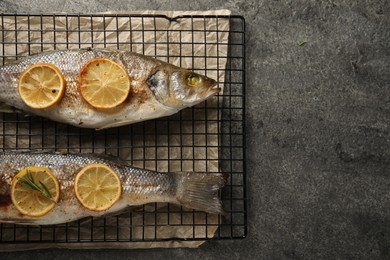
<box><xmin>187</xmin><ymin>74</ymin><xmax>202</xmax><ymax>87</ymax></box>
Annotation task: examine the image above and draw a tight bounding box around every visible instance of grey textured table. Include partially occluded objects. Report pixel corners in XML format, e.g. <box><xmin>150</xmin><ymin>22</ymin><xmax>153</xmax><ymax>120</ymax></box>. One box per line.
<box><xmin>1</xmin><ymin>0</ymin><xmax>390</xmax><ymax>259</ymax></box>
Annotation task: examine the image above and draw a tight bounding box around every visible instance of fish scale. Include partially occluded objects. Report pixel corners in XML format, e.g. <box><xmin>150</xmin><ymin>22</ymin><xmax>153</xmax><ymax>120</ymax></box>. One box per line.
<box><xmin>0</xmin><ymin>152</ymin><xmax>225</xmax><ymax>225</ymax></box>
<box><xmin>0</xmin><ymin>48</ymin><xmax>219</xmax><ymax>129</ymax></box>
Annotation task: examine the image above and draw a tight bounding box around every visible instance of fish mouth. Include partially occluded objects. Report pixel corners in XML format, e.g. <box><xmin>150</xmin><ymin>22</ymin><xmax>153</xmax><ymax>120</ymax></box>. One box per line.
<box><xmin>209</xmin><ymin>81</ymin><xmax>222</xmax><ymax>94</ymax></box>
<box><xmin>210</xmin><ymin>82</ymin><xmax>222</xmax><ymax>95</ymax></box>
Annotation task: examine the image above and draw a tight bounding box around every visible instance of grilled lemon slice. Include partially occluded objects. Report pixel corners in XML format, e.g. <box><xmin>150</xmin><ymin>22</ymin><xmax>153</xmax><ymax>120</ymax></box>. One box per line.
<box><xmin>11</xmin><ymin>166</ymin><xmax>60</xmax><ymax>217</ymax></box>
<box><xmin>79</xmin><ymin>58</ymin><xmax>131</xmax><ymax>109</ymax></box>
<box><xmin>74</xmin><ymin>163</ymin><xmax>122</xmax><ymax>211</ymax></box>
<box><xmin>18</xmin><ymin>63</ymin><xmax>66</xmax><ymax>109</ymax></box>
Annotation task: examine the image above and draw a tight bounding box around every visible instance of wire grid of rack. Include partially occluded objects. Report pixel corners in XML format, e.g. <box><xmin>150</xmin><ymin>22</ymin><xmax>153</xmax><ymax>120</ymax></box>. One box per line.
<box><xmin>0</xmin><ymin>13</ymin><xmax>246</xmax><ymax>244</ymax></box>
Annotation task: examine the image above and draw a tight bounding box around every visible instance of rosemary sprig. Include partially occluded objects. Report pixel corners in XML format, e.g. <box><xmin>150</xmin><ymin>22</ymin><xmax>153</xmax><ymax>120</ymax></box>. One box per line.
<box><xmin>18</xmin><ymin>171</ymin><xmax>54</xmax><ymax>201</ymax></box>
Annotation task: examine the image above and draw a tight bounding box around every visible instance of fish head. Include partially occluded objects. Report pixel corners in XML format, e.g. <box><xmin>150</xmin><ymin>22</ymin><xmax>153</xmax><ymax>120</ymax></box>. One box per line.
<box><xmin>146</xmin><ymin>66</ymin><xmax>220</xmax><ymax>108</ymax></box>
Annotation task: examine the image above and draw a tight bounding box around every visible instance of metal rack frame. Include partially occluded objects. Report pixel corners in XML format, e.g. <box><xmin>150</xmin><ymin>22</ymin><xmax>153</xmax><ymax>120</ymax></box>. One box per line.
<box><xmin>0</xmin><ymin>13</ymin><xmax>246</xmax><ymax>244</ymax></box>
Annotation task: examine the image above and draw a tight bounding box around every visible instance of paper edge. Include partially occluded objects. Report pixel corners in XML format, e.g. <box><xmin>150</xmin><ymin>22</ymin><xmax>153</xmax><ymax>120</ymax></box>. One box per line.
<box><xmin>0</xmin><ymin>240</ymin><xmax>206</xmax><ymax>251</ymax></box>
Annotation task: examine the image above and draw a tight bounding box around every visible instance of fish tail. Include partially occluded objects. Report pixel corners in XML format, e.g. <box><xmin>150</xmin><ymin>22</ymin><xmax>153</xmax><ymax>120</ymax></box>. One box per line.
<box><xmin>174</xmin><ymin>172</ymin><xmax>227</xmax><ymax>215</ymax></box>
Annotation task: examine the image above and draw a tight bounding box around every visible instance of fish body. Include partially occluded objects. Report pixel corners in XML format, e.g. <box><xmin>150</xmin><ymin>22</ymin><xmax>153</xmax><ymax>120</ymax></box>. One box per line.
<box><xmin>0</xmin><ymin>49</ymin><xmax>219</xmax><ymax>129</ymax></box>
<box><xmin>0</xmin><ymin>152</ymin><xmax>225</xmax><ymax>225</ymax></box>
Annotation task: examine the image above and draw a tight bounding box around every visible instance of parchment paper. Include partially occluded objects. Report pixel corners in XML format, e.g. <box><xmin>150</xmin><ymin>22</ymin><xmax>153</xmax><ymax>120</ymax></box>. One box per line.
<box><xmin>0</xmin><ymin>9</ymin><xmax>230</xmax><ymax>251</ymax></box>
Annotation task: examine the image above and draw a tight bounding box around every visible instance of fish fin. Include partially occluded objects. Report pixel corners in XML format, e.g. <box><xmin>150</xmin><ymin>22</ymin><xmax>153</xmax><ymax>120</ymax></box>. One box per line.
<box><xmin>96</xmin><ymin>153</ymin><xmax>130</xmax><ymax>166</ymax></box>
<box><xmin>2</xmin><ymin>148</ymin><xmax>48</xmax><ymax>154</ymax></box>
<box><xmin>0</xmin><ymin>103</ymin><xmax>22</xmax><ymax>114</ymax></box>
<box><xmin>174</xmin><ymin>172</ymin><xmax>227</xmax><ymax>215</ymax></box>
<box><xmin>95</xmin><ymin>119</ymin><xmax>139</xmax><ymax>130</ymax></box>
<box><xmin>81</xmin><ymin>153</ymin><xmax>131</xmax><ymax>167</ymax></box>
<box><xmin>0</xmin><ymin>218</ymin><xmax>38</xmax><ymax>225</ymax></box>
<box><xmin>90</xmin><ymin>206</ymin><xmax>143</xmax><ymax>221</ymax></box>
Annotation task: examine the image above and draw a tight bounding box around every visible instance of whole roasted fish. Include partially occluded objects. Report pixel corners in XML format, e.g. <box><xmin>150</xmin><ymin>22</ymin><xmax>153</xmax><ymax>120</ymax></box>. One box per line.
<box><xmin>0</xmin><ymin>152</ymin><xmax>225</xmax><ymax>225</ymax></box>
<box><xmin>0</xmin><ymin>49</ymin><xmax>219</xmax><ymax>129</ymax></box>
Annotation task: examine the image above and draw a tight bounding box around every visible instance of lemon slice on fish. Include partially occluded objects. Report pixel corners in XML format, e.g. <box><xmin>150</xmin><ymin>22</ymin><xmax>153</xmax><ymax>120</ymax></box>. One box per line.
<box><xmin>18</xmin><ymin>63</ymin><xmax>66</xmax><ymax>109</ymax></box>
<box><xmin>79</xmin><ymin>58</ymin><xmax>131</xmax><ymax>109</ymax></box>
<box><xmin>11</xmin><ymin>166</ymin><xmax>60</xmax><ymax>217</ymax></box>
<box><xmin>74</xmin><ymin>163</ymin><xmax>122</xmax><ymax>211</ymax></box>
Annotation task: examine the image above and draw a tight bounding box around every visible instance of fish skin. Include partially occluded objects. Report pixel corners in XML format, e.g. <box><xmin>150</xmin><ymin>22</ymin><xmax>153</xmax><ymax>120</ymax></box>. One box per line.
<box><xmin>0</xmin><ymin>49</ymin><xmax>219</xmax><ymax>129</ymax></box>
<box><xmin>0</xmin><ymin>152</ymin><xmax>225</xmax><ymax>225</ymax></box>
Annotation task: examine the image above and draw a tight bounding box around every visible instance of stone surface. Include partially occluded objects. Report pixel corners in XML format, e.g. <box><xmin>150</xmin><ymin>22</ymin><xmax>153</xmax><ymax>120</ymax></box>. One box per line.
<box><xmin>1</xmin><ymin>0</ymin><xmax>390</xmax><ymax>258</ymax></box>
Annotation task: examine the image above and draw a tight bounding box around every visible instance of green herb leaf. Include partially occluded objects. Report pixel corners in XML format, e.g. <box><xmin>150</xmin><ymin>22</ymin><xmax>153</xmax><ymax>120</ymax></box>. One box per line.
<box><xmin>18</xmin><ymin>170</ymin><xmax>54</xmax><ymax>201</ymax></box>
<box><xmin>39</xmin><ymin>180</ymin><xmax>53</xmax><ymax>200</ymax></box>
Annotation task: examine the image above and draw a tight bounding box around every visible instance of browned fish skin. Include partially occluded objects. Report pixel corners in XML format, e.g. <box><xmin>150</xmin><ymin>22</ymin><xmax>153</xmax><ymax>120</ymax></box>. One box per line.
<box><xmin>0</xmin><ymin>49</ymin><xmax>219</xmax><ymax>129</ymax></box>
<box><xmin>0</xmin><ymin>152</ymin><xmax>225</xmax><ymax>225</ymax></box>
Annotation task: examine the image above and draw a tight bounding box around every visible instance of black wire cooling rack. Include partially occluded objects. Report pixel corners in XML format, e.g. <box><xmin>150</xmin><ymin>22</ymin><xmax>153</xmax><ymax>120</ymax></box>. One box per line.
<box><xmin>0</xmin><ymin>13</ymin><xmax>246</xmax><ymax>244</ymax></box>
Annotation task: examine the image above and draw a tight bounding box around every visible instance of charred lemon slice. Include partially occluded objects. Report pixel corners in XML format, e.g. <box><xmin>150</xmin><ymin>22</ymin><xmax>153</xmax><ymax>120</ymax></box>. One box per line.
<box><xmin>18</xmin><ymin>63</ymin><xmax>66</xmax><ymax>109</ymax></box>
<box><xmin>79</xmin><ymin>58</ymin><xmax>131</xmax><ymax>109</ymax></box>
<box><xmin>11</xmin><ymin>166</ymin><xmax>60</xmax><ymax>217</ymax></box>
<box><xmin>74</xmin><ymin>163</ymin><xmax>122</xmax><ymax>212</ymax></box>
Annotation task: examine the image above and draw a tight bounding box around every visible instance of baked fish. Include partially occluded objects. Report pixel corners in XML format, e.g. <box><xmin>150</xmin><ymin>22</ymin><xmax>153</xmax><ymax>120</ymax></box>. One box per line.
<box><xmin>0</xmin><ymin>151</ymin><xmax>225</xmax><ymax>225</ymax></box>
<box><xmin>0</xmin><ymin>49</ymin><xmax>219</xmax><ymax>129</ymax></box>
